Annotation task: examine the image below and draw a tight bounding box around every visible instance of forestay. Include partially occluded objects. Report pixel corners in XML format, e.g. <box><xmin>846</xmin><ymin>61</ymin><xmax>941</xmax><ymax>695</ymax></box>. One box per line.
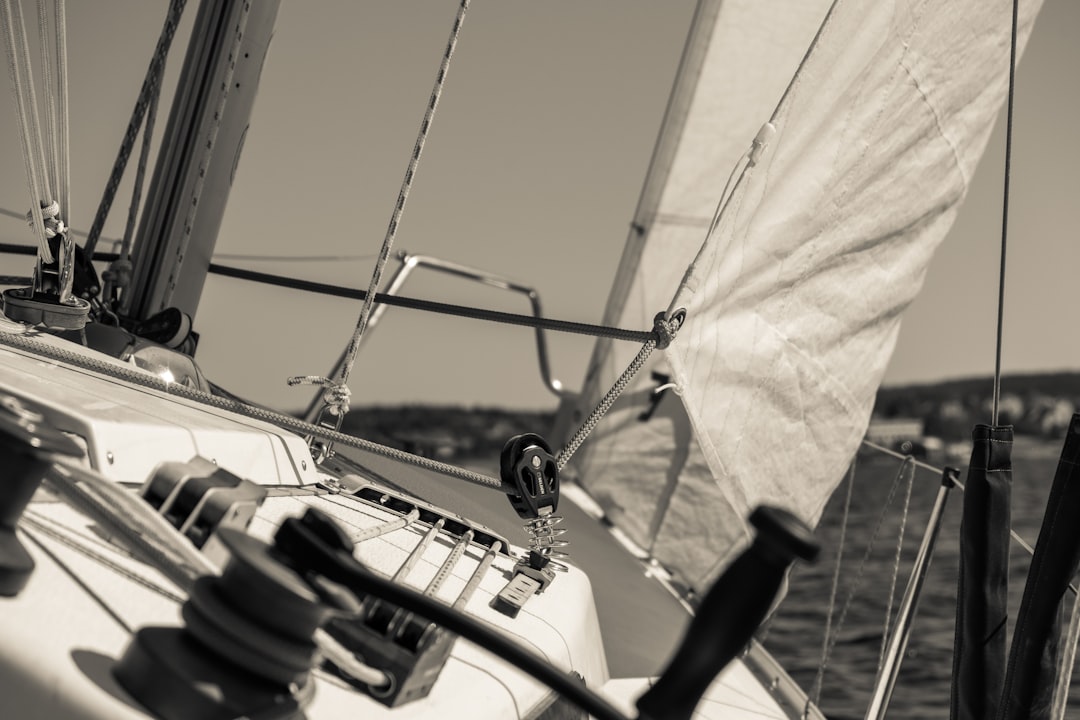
<box><xmin>564</xmin><ymin>0</ymin><xmax>1042</xmax><ymax>594</ymax></box>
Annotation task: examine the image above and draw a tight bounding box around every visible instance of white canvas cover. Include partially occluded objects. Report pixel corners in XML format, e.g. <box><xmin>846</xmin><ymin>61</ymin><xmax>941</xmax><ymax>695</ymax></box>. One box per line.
<box><xmin>566</xmin><ymin>0</ymin><xmax>1042</xmax><ymax>593</ymax></box>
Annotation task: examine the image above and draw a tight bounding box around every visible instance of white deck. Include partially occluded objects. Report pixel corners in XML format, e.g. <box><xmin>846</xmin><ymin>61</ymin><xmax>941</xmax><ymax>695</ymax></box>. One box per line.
<box><xmin>0</xmin><ymin>334</ymin><xmax>809</xmax><ymax>719</ymax></box>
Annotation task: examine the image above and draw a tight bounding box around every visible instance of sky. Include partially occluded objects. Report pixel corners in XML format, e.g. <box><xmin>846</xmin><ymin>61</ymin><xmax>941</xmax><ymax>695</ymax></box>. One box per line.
<box><xmin>1</xmin><ymin>1</ymin><xmax>1077</xmax><ymax>412</ymax></box>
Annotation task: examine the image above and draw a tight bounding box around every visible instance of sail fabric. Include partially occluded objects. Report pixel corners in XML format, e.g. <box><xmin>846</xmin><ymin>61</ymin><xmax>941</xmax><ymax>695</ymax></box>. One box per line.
<box><xmin>565</xmin><ymin>0</ymin><xmax>1044</xmax><ymax>593</ymax></box>
<box><xmin>951</xmin><ymin>425</ymin><xmax>1013</xmax><ymax>720</ymax></box>
<box><xmin>654</xmin><ymin>0</ymin><xmax>1044</xmax><ymax>584</ymax></box>
<box><xmin>998</xmin><ymin>415</ymin><xmax>1080</xmax><ymax>720</ymax></box>
<box><xmin>561</xmin><ymin>0</ymin><xmax>837</xmax><ymax>593</ymax></box>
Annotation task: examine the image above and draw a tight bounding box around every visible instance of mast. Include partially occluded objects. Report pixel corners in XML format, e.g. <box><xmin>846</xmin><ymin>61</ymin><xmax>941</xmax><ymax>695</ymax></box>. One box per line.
<box><xmin>126</xmin><ymin>0</ymin><xmax>280</xmax><ymax>321</ymax></box>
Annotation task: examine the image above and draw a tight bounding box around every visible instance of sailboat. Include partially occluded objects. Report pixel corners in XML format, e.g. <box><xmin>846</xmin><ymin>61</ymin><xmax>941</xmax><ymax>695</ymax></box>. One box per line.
<box><xmin>0</xmin><ymin>0</ymin><xmax>1066</xmax><ymax>718</ymax></box>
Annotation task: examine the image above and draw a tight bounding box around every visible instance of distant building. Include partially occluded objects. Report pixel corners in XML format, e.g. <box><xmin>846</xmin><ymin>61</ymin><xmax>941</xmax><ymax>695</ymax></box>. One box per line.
<box><xmin>865</xmin><ymin>417</ymin><xmax>924</xmax><ymax>445</ymax></box>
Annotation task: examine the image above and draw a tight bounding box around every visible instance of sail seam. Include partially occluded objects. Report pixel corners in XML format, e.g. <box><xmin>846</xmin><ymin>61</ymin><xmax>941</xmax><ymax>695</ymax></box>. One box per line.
<box><xmin>895</xmin><ymin>53</ymin><xmax>969</xmax><ymax>189</ymax></box>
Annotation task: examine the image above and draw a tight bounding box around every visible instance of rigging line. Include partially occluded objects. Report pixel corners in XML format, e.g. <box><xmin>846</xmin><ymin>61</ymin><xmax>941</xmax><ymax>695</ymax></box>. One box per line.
<box><xmin>1</xmin><ymin>0</ymin><xmax>53</xmax><ymax>261</ymax></box>
<box><xmin>53</xmin><ymin>0</ymin><xmax>68</xmax><ymax>222</ymax></box>
<box><xmin>0</xmin><ymin>330</ymin><xmax>508</xmax><ymax>493</ymax></box>
<box><xmin>815</xmin><ymin>455</ymin><xmax>914</xmax><ymax>693</ymax></box>
<box><xmin>556</xmin><ymin>310</ymin><xmax>685</xmax><ymax>469</ymax></box>
<box><xmin>21</xmin><ymin>528</ymin><xmax>134</xmax><ymax>634</ymax></box>
<box><xmin>809</xmin><ymin>458</ymin><xmax>857</xmax><ymax>710</ymax></box>
<box><xmin>44</xmin><ymin>459</ymin><xmax>391</xmax><ymax>690</ymax></box>
<box><xmin>860</xmin><ymin>438</ymin><xmax>1055</xmax><ymax>575</ymax></box>
<box><xmin>877</xmin><ymin>458</ymin><xmax>915</xmax><ymax>677</ymax></box>
<box><xmin>208</xmin><ymin>262</ymin><xmax>655</xmax><ymax>343</ymax></box>
<box><xmin>0</xmin><ymin>207</ymin><xmax>116</xmax><ymax>243</ymax></box>
<box><xmin>337</xmin><ymin>0</ymin><xmax>470</xmax><ymax>389</ymax></box>
<box><xmin>119</xmin><ymin>64</ymin><xmax>161</xmax><ymax>262</ymax></box>
<box><xmin>82</xmin><ymin>0</ymin><xmax>187</xmax><ymax>259</ymax></box>
<box><xmin>22</xmin><ymin>511</ymin><xmax>185</xmax><ymax>603</ymax></box>
<box><xmin>992</xmin><ymin>0</ymin><xmax>1020</xmax><ymax>426</ymax></box>
<box><xmin>37</xmin><ymin>0</ymin><xmax>68</xmax><ymax>219</ymax></box>
<box><xmin>212</xmin><ymin>252</ymin><xmax>378</xmax><ymax>263</ymax></box>
<box><xmin>39</xmin><ymin>0</ymin><xmax>74</xmax><ymax>301</ymax></box>
<box><xmin>0</xmin><ymin>235</ymin><xmax>374</xmax><ymax>264</ymax></box>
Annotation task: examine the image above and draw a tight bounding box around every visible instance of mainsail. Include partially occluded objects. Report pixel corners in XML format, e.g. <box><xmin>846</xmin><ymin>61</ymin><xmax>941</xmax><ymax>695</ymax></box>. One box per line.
<box><xmin>563</xmin><ymin>0</ymin><xmax>1043</xmax><ymax>594</ymax></box>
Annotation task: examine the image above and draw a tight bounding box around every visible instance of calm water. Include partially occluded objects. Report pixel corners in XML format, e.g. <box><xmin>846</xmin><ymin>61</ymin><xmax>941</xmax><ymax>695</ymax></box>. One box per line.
<box><xmin>764</xmin><ymin>437</ymin><xmax>1080</xmax><ymax>719</ymax></box>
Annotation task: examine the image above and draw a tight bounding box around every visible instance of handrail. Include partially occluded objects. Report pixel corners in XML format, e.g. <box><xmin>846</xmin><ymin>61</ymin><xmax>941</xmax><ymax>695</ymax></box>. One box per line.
<box><xmin>302</xmin><ymin>250</ymin><xmax>571</xmax><ymax>422</ymax></box>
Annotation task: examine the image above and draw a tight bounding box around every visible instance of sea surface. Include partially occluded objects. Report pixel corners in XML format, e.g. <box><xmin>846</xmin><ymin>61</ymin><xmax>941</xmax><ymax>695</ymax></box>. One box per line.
<box><xmin>763</xmin><ymin>436</ymin><xmax>1080</xmax><ymax>719</ymax></box>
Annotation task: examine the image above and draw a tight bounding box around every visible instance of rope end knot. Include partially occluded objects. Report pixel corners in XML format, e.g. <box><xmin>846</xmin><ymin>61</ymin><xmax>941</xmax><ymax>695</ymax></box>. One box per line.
<box><xmin>287</xmin><ymin>375</ymin><xmax>352</xmax><ymax>417</ymax></box>
<box><xmin>26</xmin><ymin>200</ymin><xmax>66</xmax><ymax>239</ymax></box>
<box><xmin>652</xmin><ymin>309</ymin><xmax>686</xmax><ymax>350</ymax></box>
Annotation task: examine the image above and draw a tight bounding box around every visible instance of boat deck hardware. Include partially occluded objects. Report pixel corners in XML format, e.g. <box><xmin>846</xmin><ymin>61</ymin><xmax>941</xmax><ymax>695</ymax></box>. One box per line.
<box><xmin>277</xmin><ymin>508</ymin><xmax>456</xmax><ymax>707</ymax></box>
<box><xmin>493</xmin><ymin>433</ymin><xmax>566</xmax><ymax>617</ymax></box>
<box><xmin>139</xmin><ymin>455</ymin><xmax>267</xmax><ymax>566</ymax></box>
<box><xmin>114</xmin><ymin>526</ymin><xmax>350</xmax><ymax>719</ymax></box>
<box><xmin>342</xmin><ymin>479</ymin><xmax>512</xmax><ymax>554</ymax></box>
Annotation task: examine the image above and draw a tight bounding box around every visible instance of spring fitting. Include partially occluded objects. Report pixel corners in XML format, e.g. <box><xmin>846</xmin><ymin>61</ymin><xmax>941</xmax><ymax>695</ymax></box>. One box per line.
<box><xmin>523</xmin><ymin>507</ymin><xmax>570</xmax><ymax>572</ymax></box>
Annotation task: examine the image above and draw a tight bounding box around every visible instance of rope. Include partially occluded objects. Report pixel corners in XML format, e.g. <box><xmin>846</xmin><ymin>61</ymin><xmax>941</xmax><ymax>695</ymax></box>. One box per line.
<box><xmin>335</xmin><ymin>0</ymin><xmax>470</xmax><ymax>394</ymax></box>
<box><xmin>212</xmin><ymin>252</ymin><xmax>378</xmax><ymax>263</ymax></box>
<box><xmin>38</xmin><ymin>0</ymin><xmax>69</xmax><ymax>222</ymax></box>
<box><xmin>992</xmin><ymin>0</ymin><xmax>1020</xmax><ymax>425</ymax></box>
<box><xmin>0</xmin><ymin>242</ymin><xmax>660</xmax><ymax>343</ymax></box>
<box><xmin>877</xmin><ymin>457</ymin><xmax>916</xmax><ymax>675</ymax></box>
<box><xmin>82</xmin><ymin>0</ymin><xmax>187</xmax><ymax>259</ymax></box>
<box><xmin>813</xmin><ymin>455</ymin><xmax>915</xmax><ymax>698</ymax></box>
<box><xmin>860</xmin><ymin>438</ymin><xmax>1050</xmax><ymax>566</ymax></box>
<box><xmin>1</xmin><ymin>0</ymin><xmax>54</xmax><ymax>262</ymax></box>
<box><xmin>118</xmin><ymin>65</ymin><xmax>161</xmax><ymax>264</ymax></box>
<box><xmin>211</xmin><ymin>263</ymin><xmax>655</xmax><ymax>343</ymax></box>
<box><xmin>808</xmin><ymin>459</ymin><xmax>857</xmax><ymax>711</ymax></box>
<box><xmin>287</xmin><ymin>375</ymin><xmax>351</xmax><ymax>417</ymax></box>
<box><xmin>0</xmin><ymin>329</ymin><xmax>506</xmax><ymax>492</ymax></box>
<box><xmin>556</xmin><ymin>311</ymin><xmax>685</xmax><ymax>470</ymax></box>
<box><xmin>0</xmin><ymin>207</ymin><xmax>118</xmax><ymax>245</ymax></box>
<box><xmin>45</xmin><ymin>458</ymin><xmax>390</xmax><ymax>690</ymax></box>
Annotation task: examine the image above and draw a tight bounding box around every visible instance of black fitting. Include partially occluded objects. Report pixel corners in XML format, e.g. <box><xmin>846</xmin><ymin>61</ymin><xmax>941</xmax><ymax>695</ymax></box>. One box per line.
<box><xmin>0</xmin><ymin>394</ymin><xmax>82</xmax><ymax>597</ymax></box>
<box><xmin>113</xmin><ymin>529</ymin><xmax>341</xmax><ymax>720</ymax></box>
<box><xmin>637</xmin><ymin>505</ymin><xmax>818</xmax><ymax>720</ymax></box>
